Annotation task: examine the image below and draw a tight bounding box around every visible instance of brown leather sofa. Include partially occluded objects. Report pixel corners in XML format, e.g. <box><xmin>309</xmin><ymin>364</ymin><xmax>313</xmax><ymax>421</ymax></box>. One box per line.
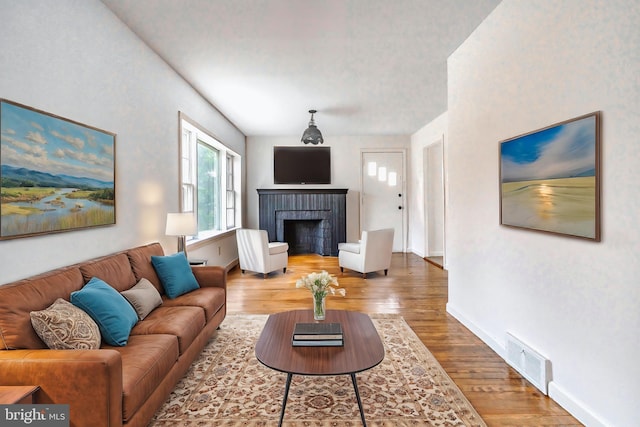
<box><xmin>0</xmin><ymin>242</ymin><xmax>226</xmax><ymax>427</ymax></box>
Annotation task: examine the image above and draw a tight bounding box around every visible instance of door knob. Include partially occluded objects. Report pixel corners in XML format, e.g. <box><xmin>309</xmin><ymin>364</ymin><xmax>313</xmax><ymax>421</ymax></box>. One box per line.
<box><xmin>398</xmin><ymin>206</ymin><xmax>402</xmax><ymax>210</ymax></box>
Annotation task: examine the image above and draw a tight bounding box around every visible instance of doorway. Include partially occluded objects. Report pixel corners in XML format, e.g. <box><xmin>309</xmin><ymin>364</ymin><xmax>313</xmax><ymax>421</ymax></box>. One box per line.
<box><xmin>360</xmin><ymin>149</ymin><xmax>406</xmax><ymax>252</ymax></box>
<box><xmin>424</xmin><ymin>138</ymin><xmax>445</xmax><ymax>267</ymax></box>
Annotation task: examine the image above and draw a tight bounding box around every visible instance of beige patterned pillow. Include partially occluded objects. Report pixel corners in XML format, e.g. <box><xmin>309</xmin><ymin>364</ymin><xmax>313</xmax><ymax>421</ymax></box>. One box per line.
<box><xmin>30</xmin><ymin>298</ymin><xmax>101</xmax><ymax>349</ymax></box>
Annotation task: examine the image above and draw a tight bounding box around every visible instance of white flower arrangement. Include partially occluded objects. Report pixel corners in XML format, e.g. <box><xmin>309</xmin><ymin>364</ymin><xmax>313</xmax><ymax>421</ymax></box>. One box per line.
<box><xmin>295</xmin><ymin>270</ymin><xmax>346</xmax><ymax>300</ymax></box>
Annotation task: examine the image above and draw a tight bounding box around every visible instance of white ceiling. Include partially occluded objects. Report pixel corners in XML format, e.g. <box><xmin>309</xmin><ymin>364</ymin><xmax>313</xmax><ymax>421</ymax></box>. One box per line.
<box><xmin>100</xmin><ymin>0</ymin><xmax>500</xmax><ymax>137</ymax></box>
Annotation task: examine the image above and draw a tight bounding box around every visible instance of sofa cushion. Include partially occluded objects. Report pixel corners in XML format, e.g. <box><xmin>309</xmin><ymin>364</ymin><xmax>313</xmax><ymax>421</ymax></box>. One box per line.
<box><xmin>79</xmin><ymin>253</ymin><xmax>137</xmax><ymax>292</ymax></box>
<box><xmin>162</xmin><ymin>287</ymin><xmax>226</xmax><ymax>322</ymax></box>
<box><xmin>71</xmin><ymin>277</ymin><xmax>138</xmax><ymax>346</ymax></box>
<box><xmin>103</xmin><ymin>333</ymin><xmax>179</xmax><ymax>422</ymax></box>
<box><xmin>130</xmin><ymin>306</ymin><xmax>205</xmax><ymax>355</ymax></box>
<box><xmin>30</xmin><ymin>298</ymin><xmax>101</xmax><ymax>350</ymax></box>
<box><xmin>126</xmin><ymin>243</ymin><xmax>165</xmax><ymax>294</ymax></box>
<box><xmin>0</xmin><ymin>267</ymin><xmax>85</xmax><ymax>349</ymax></box>
<box><xmin>151</xmin><ymin>252</ymin><xmax>200</xmax><ymax>299</ymax></box>
<box><xmin>121</xmin><ymin>278</ymin><xmax>163</xmax><ymax>320</ymax></box>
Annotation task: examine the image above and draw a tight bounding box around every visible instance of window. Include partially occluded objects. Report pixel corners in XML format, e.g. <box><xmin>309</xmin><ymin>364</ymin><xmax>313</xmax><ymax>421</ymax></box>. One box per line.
<box><xmin>179</xmin><ymin>114</ymin><xmax>241</xmax><ymax>241</ymax></box>
<box><xmin>225</xmin><ymin>154</ymin><xmax>236</xmax><ymax>228</ymax></box>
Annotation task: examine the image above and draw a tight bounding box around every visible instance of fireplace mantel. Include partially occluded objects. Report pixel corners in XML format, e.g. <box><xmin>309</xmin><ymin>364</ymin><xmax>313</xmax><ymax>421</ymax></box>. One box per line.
<box><xmin>257</xmin><ymin>189</ymin><xmax>347</xmax><ymax>256</ymax></box>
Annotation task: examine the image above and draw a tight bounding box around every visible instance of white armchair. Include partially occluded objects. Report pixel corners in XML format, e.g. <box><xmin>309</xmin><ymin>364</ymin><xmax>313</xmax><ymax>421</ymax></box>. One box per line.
<box><xmin>236</xmin><ymin>228</ymin><xmax>289</xmax><ymax>278</ymax></box>
<box><xmin>338</xmin><ymin>228</ymin><xmax>394</xmax><ymax>278</ymax></box>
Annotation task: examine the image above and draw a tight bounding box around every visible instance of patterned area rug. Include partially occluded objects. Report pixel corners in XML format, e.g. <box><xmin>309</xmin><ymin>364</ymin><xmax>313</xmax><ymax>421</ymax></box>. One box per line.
<box><xmin>150</xmin><ymin>314</ymin><xmax>486</xmax><ymax>426</ymax></box>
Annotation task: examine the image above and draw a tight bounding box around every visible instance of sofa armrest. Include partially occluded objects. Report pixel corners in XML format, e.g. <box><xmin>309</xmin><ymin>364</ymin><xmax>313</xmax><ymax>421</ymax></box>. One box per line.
<box><xmin>191</xmin><ymin>265</ymin><xmax>226</xmax><ymax>292</ymax></box>
<box><xmin>0</xmin><ymin>349</ymin><xmax>122</xmax><ymax>427</ymax></box>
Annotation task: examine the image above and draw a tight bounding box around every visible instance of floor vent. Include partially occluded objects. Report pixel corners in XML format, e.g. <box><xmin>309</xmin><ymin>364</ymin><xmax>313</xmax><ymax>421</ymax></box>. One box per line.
<box><xmin>505</xmin><ymin>333</ymin><xmax>551</xmax><ymax>395</ymax></box>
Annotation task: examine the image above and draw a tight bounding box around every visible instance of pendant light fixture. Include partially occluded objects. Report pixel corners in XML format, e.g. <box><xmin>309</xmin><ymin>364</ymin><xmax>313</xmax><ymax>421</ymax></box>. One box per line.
<box><xmin>301</xmin><ymin>109</ymin><xmax>324</xmax><ymax>145</ymax></box>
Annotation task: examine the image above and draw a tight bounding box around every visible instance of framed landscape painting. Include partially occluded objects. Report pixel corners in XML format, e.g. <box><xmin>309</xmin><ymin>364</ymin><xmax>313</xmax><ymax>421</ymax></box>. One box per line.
<box><xmin>500</xmin><ymin>112</ymin><xmax>601</xmax><ymax>241</ymax></box>
<box><xmin>0</xmin><ymin>99</ymin><xmax>116</xmax><ymax>240</ymax></box>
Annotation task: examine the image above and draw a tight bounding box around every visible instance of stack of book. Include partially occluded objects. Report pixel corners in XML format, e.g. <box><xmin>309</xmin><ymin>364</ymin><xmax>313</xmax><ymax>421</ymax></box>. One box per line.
<box><xmin>291</xmin><ymin>322</ymin><xmax>344</xmax><ymax>347</ymax></box>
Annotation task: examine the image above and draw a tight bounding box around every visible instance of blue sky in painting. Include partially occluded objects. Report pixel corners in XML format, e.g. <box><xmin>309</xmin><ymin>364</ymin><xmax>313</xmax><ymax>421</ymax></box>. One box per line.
<box><xmin>500</xmin><ymin>115</ymin><xmax>596</xmax><ymax>182</ymax></box>
<box><xmin>0</xmin><ymin>102</ymin><xmax>114</xmax><ymax>183</ymax></box>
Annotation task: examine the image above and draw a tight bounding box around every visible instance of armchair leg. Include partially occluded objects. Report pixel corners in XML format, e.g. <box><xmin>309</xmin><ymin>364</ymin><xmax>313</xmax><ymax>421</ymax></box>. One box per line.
<box><xmin>384</xmin><ymin>269</ymin><xmax>388</xmax><ymax>276</ymax></box>
<box><xmin>362</xmin><ymin>273</ymin><xmax>367</xmax><ymax>279</ymax></box>
<box><xmin>283</xmin><ymin>267</ymin><xmax>287</xmax><ymax>273</ymax></box>
<box><xmin>340</xmin><ymin>267</ymin><xmax>344</xmax><ymax>272</ymax></box>
<box><xmin>241</xmin><ymin>269</ymin><xmax>245</xmax><ymax>274</ymax></box>
<box><xmin>263</xmin><ymin>273</ymin><xmax>268</xmax><ymax>279</ymax></box>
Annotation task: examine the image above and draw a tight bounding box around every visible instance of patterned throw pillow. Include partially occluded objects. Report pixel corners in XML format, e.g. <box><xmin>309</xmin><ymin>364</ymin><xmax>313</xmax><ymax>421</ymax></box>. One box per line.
<box><xmin>30</xmin><ymin>298</ymin><xmax>101</xmax><ymax>350</ymax></box>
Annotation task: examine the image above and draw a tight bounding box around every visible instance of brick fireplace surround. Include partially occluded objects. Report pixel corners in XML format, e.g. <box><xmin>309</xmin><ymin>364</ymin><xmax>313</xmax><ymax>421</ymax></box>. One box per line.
<box><xmin>257</xmin><ymin>189</ymin><xmax>347</xmax><ymax>256</ymax></box>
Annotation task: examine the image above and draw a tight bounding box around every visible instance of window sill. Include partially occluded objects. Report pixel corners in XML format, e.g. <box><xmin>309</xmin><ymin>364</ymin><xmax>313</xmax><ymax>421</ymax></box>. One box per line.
<box><xmin>186</xmin><ymin>228</ymin><xmax>238</xmax><ymax>251</ymax></box>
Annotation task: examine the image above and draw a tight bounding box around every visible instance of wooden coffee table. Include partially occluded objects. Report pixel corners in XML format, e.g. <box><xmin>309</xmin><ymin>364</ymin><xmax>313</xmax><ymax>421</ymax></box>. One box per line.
<box><xmin>255</xmin><ymin>309</ymin><xmax>384</xmax><ymax>426</ymax></box>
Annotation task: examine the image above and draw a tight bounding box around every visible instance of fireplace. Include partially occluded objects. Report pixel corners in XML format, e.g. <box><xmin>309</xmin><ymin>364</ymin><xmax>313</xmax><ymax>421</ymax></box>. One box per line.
<box><xmin>284</xmin><ymin>220</ymin><xmax>322</xmax><ymax>254</ymax></box>
<box><xmin>258</xmin><ymin>189</ymin><xmax>347</xmax><ymax>256</ymax></box>
<box><xmin>277</xmin><ymin>211</ymin><xmax>331</xmax><ymax>255</ymax></box>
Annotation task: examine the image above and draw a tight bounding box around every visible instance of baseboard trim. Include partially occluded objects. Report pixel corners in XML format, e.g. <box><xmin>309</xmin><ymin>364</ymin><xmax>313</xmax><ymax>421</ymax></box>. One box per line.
<box><xmin>446</xmin><ymin>303</ymin><xmax>608</xmax><ymax>427</ymax></box>
<box><xmin>548</xmin><ymin>382</ymin><xmax>610</xmax><ymax>427</ymax></box>
<box><xmin>225</xmin><ymin>258</ymin><xmax>239</xmax><ymax>273</ymax></box>
<box><xmin>409</xmin><ymin>248</ymin><xmax>425</xmax><ymax>258</ymax></box>
<box><xmin>445</xmin><ymin>303</ymin><xmax>505</xmax><ymax>359</ymax></box>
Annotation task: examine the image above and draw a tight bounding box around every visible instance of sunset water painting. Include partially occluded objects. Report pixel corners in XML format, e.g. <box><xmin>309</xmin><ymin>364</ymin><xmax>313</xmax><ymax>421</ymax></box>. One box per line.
<box><xmin>1</xmin><ymin>100</ymin><xmax>116</xmax><ymax>239</ymax></box>
<box><xmin>500</xmin><ymin>112</ymin><xmax>600</xmax><ymax>240</ymax></box>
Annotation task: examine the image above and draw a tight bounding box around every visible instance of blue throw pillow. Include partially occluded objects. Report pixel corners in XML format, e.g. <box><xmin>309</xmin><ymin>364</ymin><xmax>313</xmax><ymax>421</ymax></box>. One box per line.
<box><xmin>151</xmin><ymin>252</ymin><xmax>200</xmax><ymax>299</ymax></box>
<box><xmin>70</xmin><ymin>277</ymin><xmax>138</xmax><ymax>346</ymax></box>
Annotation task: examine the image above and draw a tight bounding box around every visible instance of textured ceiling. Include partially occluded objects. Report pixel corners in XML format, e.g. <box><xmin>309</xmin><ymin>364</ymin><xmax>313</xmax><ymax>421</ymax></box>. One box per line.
<box><xmin>101</xmin><ymin>0</ymin><xmax>500</xmax><ymax>137</ymax></box>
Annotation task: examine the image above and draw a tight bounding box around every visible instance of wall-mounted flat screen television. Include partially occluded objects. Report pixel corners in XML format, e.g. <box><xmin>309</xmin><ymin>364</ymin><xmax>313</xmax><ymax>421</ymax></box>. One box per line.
<box><xmin>273</xmin><ymin>146</ymin><xmax>331</xmax><ymax>184</ymax></box>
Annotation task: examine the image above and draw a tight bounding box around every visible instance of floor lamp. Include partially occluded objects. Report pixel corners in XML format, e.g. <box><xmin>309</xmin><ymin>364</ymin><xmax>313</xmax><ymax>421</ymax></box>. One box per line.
<box><xmin>165</xmin><ymin>212</ymin><xmax>197</xmax><ymax>257</ymax></box>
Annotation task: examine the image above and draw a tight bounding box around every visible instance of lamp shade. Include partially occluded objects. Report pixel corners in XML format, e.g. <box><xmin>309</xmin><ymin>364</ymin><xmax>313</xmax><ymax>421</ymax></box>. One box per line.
<box><xmin>301</xmin><ymin>125</ymin><xmax>324</xmax><ymax>145</ymax></box>
<box><xmin>165</xmin><ymin>212</ymin><xmax>197</xmax><ymax>236</ymax></box>
<box><xmin>301</xmin><ymin>109</ymin><xmax>324</xmax><ymax>145</ymax></box>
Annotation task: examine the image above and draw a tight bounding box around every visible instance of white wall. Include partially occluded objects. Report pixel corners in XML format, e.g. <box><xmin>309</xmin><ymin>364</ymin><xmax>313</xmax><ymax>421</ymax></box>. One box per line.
<box><xmin>0</xmin><ymin>0</ymin><xmax>245</xmax><ymax>284</ymax></box>
<box><xmin>246</xmin><ymin>135</ymin><xmax>410</xmax><ymax>242</ymax></box>
<box><xmin>409</xmin><ymin>112</ymin><xmax>447</xmax><ymax>258</ymax></box>
<box><xmin>446</xmin><ymin>1</ymin><xmax>640</xmax><ymax>426</ymax></box>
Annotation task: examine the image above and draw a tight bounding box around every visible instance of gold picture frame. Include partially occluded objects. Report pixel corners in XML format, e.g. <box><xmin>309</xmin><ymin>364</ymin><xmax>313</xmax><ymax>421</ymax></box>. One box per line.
<box><xmin>0</xmin><ymin>99</ymin><xmax>116</xmax><ymax>240</ymax></box>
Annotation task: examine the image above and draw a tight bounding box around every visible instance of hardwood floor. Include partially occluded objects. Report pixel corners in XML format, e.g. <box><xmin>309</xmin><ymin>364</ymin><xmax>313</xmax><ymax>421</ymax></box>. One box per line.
<box><xmin>425</xmin><ymin>255</ymin><xmax>444</xmax><ymax>268</ymax></box>
<box><xmin>225</xmin><ymin>253</ymin><xmax>582</xmax><ymax>426</ymax></box>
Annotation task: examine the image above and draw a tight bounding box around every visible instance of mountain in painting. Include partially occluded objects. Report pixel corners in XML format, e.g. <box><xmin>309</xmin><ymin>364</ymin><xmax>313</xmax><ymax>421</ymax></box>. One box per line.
<box><xmin>1</xmin><ymin>165</ymin><xmax>112</xmax><ymax>189</ymax></box>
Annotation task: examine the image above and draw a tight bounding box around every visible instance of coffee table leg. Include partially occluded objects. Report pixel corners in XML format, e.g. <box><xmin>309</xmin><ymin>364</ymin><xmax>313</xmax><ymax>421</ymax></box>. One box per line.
<box><xmin>279</xmin><ymin>373</ymin><xmax>293</xmax><ymax>427</ymax></box>
<box><xmin>350</xmin><ymin>373</ymin><xmax>367</xmax><ymax>426</ymax></box>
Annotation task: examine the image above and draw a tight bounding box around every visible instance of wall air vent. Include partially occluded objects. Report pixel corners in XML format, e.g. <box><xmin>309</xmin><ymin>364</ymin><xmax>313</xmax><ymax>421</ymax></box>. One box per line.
<box><xmin>505</xmin><ymin>332</ymin><xmax>552</xmax><ymax>395</ymax></box>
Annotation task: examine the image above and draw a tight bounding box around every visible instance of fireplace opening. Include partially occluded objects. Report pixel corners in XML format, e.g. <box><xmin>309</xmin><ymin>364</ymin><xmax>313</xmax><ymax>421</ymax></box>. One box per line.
<box><xmin>284</xmin><ymin>220</ymin><xmax>324</xmax><ymax>255</ymax></box>
<box><xmin>276</xmin><ymin>210</ymin><xmax>332</xmax><ymax>255</ymax></box>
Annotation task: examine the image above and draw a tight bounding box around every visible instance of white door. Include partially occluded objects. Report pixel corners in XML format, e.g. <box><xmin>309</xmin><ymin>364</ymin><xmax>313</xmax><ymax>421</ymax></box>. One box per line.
<box><xmin>361</xmin><ymin>150</ymin><xmax>405</xmax><ymax>251</ymax></box>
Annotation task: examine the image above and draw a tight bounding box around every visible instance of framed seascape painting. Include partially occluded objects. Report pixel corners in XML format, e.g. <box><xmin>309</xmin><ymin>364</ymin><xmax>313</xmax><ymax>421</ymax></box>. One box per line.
<box><xmin>499</xmin><ymin>111</ymin><xmax>601</xmax><ymax>241</ymax></box>
<box><xmin>0</xmin><ymin>99</ymin><xmax>116</xmax><ymax>240</ymax></box>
